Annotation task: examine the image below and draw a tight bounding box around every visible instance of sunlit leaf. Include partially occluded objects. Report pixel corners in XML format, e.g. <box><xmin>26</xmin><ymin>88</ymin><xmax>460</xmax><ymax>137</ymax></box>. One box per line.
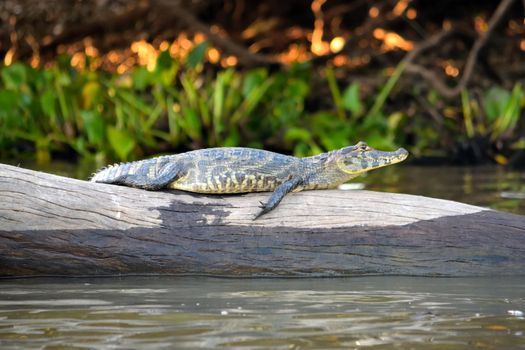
<box><xmin>1</xmin><ymin>63</ymin><xmax>27</xmax><ymax>89</ymax></box>
<box><xmin>132</xmin><ymin>67</ymin><xmax>151</xmax><ymax>90</ymax></box>
<box><xmin>82</xmin><ymin>81</ymin><xmax>100</xmax><ymax>109</ymax></box>
<box><xmin>492</xmin><ymin>84</ymin><xmax>523</xmax><ymax>139</ymax></box>
<box><xmin>55</xmin><ymin>70</ymin><xmax>71</xmax><ymax>86</ymax></box>
<box><xmin>484</xmin><ymin>86</ymin><xmax>510</xmax><ymax>122</ymax></box>
<box><xmin>325</xmin><ymin>67</ymin><xmax>345</xmax><ymax>120</ymax></box>
<box><xmin>35</xmin><ymin>138</ymin><xmax>51</xmax><ymax>165</ymax></box>
<box><xmin>494</xmin><ymin>154</ymin><xmax>508</xmax><ymax>165</ymax></box>
<box><xmin>107</xmin><ymin>126</ymin><xmax>135</xmax><ymax>160</ymax></box>
<box><xmin>387</xmin><ymin>112</ymin><xmax>405</xmax><ymax>130</ymax></box>
<box><xmin>284</xmin><ymin>127</ymin><xmax>311</xmax><ymax>143</ymax></box>
<box><xmin>461</xmin><ymin>90</ymin><xmax>475</xmax><ymax>138</ymax></box>
<box><xmin>180</xmin><ymin>107</ymin><xmax>202</xmax><ymax>141</ymax></box>
<box><xmin>342</xmin><ymin>82</ymin><xmax>363</xmax><ymax>116</ymax></box>
<box><xmin>242</xmin><ymin>69</ymin><xmax>266</xmax><ymax>97</ymax></box>
<box><xmin>40</xmin><ymin>90</ymin><xmax>56</xmax><ymax>117</ymax></box>
<box><xmin>81</xmin><ymin>110</ymin><xmax>105</xmax><ymax>146</ymax></box>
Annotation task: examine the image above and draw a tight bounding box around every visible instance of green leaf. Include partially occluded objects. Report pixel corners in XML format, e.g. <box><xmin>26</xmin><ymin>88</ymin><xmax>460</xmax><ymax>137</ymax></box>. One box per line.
<box><xmin>0</xmin><ymin>90</ymin><xmax>19</xmax><ymax>114</ymax></box>
<box><xmin>180</xmin><ymin>107</ymin><xmax>202</xmax><ymax>141</ymax></box>
<box><xmin>40</xmin><ymin>90</ymin><xmax>56</xmax><ymax>117</ymax></box>
<box><xmin>287</xmin><ymin>79</ymin><xmax>309</xmax><ymax>99</ymax></box>
<box><xmin>107</xmin><ymin>126</ymin><xmax>135</xmax><ymax>160</ymax></box>
<box><xmin>342</xmin><ymin>82</ymin><xmax>363</xmax><ymax>116</ymax></box>
<box><xmin>484</xmin><ymin>86</ymin><xmax>511</xmax><ymax>122</ymax></box>
<box><xmin>156</xmin><ymin>50</ymin><xmax>173</xmax><ymax>71</ymax></box>
<box><xmin>492</xmin><ymin>84</ymin><xmax>523</xmax><ymax>138</ymax></box>
<box><xmin>223</xmin><ymin>128</ymin><xmax>240</xmax><ymax>147</ymax></box>
<box><xmin>309</xmin><ymin>112</ymin><xmax>353</xmax><ymax>150</ymax></box>
<box><xmin>387</xmin><ymin>112</ymin><xmax>405</xmax><ymax>130</ymax></box>
<box><xmin>366</xmin><ymin>132</ymin><xmax>396</xmax><ymax>150</ymax></box>
<box><xmin>325</xmin><ymin>67</ymin><xmax>345</xmax><ymax>120</ymax></box>
<box><xmin>284</xmin><ymin>127</ymin><xmax>312</xmax><ymax>143</ymax></box>
<box><xmin>81</xmin><ymin>110</ymin><xmax>105</xmax><ymax>146</ymax></box>
<box><xmin>132</xmin><ymin>67</ymin><xmax>151</xmax><ymax>91</ymax></box>
<box><xmin>186</xmin><ymin>42</ymin><xmax>209</xmax><ymax>69</ymax></box>
<box><xmin>180</xmin><ymin>74</ymin><xmax>199</xmax><ymax>108</ymax></box>
<box><xmin>55</xmin><ymin>70</ymin><xmax>71</xmax><ymax>86</ymax></box>
<box><xmin>1</xmin><ymin>63</ymin><xmax>27</xmax><ymax>89</ymax></box>
<box><xmin>156</xmin><ymin>51</ymin><xmax>179</xmax><ymax>87</ymax></box>
<box><xmin>81</xmin><ymin>81</ymin><xmax>101</xmax><ymax>109</ymax></box>
<box><xmin>242</xmin><ymin>69</ymin><xmax>267</xmax><ymax>97</ymax></box>
<box><xmin>366</xmin><ymin>59</ymin><xmax>408</xmax><ymax>119</ymax></box>
<box><xmin>461</xmin><ymin>90</ymin><xmax>475</xmax><ymax>138</ymax></box>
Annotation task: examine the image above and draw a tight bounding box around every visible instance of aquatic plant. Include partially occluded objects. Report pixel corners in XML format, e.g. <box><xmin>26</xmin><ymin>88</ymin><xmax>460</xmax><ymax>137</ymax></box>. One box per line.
<box><xmin>0</xmin><ymin>43</ymin><xmax>523</xmax><ymax>165</ymax></box>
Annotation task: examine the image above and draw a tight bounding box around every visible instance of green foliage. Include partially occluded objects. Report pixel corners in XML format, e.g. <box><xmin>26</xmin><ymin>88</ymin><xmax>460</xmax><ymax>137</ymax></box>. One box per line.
<box><xmin>0</xmin><ymin>46</ymin><xmax>523</xmax><ymax>165</ymax></box>
<box><xmin>457</xmin><ymin>84</ymin><xmax>524</xmax><ymax>162</ymax></box>
<box><xmin>488</xmin><ymin>84</ymin><xmax>523</xmax><ymax>141</ymax></box>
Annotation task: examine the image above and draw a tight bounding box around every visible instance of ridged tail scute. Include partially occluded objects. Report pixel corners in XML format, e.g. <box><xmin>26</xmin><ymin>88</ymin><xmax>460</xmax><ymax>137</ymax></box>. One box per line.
<box><xmin>90</xmin><ymin>162</ymin><xmax>130</xmax><ymax>184</ymax></box>
<box><xmin>89</xmin><ymin>164</ymin><xmax>120</xmax><ymax>183</ymax></box>
<box><xmin>90</xmin><ymin>156</ymin><xmax>182</xmax><ymax>190</ymax></box>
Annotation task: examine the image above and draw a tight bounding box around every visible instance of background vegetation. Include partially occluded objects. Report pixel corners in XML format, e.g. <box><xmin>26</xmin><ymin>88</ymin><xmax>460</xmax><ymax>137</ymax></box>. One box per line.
<box><xmin>0</xmin><ymin>0</ymin><xmax>524</xmax><ymax>167</ymax></box>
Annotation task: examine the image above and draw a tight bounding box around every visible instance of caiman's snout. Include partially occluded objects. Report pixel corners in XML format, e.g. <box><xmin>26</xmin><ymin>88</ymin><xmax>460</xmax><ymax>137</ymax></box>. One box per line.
<box><xmin>337</xmin><ymin>142</ymin><xmax>409</xmax><ymax>174</ymax></box>
<box><xmin>394</xmin><ymin>147</ymin><xmax>409</xmax><ymax>162</ymax></box>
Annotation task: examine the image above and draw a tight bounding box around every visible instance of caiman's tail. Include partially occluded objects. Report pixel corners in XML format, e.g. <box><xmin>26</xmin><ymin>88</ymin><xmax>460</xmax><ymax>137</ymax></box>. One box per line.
<box><xmin>90</xmin><ymin>162</ymin><xmax>136</xmax><ymax>184</ymax></box>
<box><xmin>90</xmin><ymin>157</ymin><xmax>178</xmax><ymax>190</ymax></box>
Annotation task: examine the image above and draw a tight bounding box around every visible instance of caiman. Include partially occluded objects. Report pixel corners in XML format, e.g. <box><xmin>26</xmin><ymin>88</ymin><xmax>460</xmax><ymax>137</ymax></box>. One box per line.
<box><xmin>91</xmin><ymin>142</ymin><xmax>408</xmax><ymax>218</ymax></box>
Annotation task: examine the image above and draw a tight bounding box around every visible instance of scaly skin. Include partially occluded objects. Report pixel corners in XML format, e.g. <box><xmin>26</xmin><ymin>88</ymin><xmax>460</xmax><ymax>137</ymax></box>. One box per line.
<box><xmin>91</xmin><ymin>142</ymin><xmax>408</xmax><ymax>218</ymax></box>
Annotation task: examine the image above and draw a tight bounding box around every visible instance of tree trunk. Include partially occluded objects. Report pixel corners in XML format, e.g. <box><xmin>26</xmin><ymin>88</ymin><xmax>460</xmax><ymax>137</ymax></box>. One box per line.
<box><xmin>1</xmin><ymin>163</ymin><xmax>524</xmax><ymax>277</ymax></box>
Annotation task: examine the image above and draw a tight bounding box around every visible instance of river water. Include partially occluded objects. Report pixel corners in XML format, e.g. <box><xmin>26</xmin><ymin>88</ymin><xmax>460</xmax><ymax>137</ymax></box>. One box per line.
<box><xmin>1</xmin><ymin>163</ymin><xmax>524</xmax><ymax>349</ymax></box>
<box><xmin>1</xmin><ymin>277</ymin><xmax>524</xmax><ymax>349</ymax></box>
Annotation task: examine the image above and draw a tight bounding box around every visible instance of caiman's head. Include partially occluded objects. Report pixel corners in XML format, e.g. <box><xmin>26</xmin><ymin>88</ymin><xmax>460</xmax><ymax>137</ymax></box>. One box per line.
<box><xmin>333</xmin><ymin>141</ymin><xmax>408</xmax><ymax>175</ymax></box>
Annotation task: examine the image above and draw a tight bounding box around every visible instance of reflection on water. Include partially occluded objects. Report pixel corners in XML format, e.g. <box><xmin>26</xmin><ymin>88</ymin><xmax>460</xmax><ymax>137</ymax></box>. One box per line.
<box><xmin>0</xmin><ymin>277</ymin><xmax>524</xmax><ymax>349</ymax></box>
<box><xmin>362</xmin><ymin>165</ymin><xmax>525</xmax><ymax>215</ymax></box>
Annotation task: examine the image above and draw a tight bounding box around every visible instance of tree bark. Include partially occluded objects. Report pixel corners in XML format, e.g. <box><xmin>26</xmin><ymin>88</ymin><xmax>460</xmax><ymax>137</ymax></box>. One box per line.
<box><xmin>1</xmin><ymin>163</ymin><xmax>524</xmax><ymax>277</ymax></box>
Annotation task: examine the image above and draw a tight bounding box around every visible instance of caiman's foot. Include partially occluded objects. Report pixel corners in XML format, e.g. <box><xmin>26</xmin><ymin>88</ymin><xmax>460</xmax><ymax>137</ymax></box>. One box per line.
<box><xmin>253</xmin><ymin>177</ymin><xmax>303</xmax><ymax>220</ymax></box>
<box><xmin>254</xmin><ymin>201</ymin><xmax>271</xmax><ymax>220</ymax></box>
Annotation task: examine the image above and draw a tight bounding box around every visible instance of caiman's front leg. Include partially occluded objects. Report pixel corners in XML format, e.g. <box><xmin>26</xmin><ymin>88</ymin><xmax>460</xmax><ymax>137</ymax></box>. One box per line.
<box><xmin>254</xmin><ymin>177</ymin><xmax>303</xmax><ymax>219</ymax></box>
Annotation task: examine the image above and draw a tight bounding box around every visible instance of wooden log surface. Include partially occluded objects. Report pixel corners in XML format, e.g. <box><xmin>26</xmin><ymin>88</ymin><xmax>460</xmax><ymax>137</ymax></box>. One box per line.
<box><xmin>1</xmin><ymin>163</ymin><xmax>524</xmax><ymax>277</ymax></box>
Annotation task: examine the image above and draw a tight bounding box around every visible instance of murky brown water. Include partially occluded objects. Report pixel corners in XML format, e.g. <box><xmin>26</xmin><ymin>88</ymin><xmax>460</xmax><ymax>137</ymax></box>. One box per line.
<box><xmin>1</xmin><ymin>162</ymin><xmax>524</xmax><ymax>349</ymax></box>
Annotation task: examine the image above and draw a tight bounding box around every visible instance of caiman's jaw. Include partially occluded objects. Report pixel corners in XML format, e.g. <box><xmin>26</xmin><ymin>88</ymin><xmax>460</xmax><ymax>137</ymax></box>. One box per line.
<box><xmin>335</xmin><ymin>141</ymin><xmax>408</xmax><ymax>175</ymax></box>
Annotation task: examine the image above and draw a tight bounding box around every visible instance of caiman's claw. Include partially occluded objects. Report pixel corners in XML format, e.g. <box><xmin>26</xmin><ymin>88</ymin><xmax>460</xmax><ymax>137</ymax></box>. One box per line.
<box><xmin>253</xmin><ymin>207</ymin><xmax>270</xmax><ymax>220</ymax></box>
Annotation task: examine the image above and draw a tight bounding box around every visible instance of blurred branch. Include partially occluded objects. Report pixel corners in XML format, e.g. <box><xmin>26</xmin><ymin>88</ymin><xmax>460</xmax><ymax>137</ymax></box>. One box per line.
<box><xmin>15</xmin><ymin>2</ymin><xmax>151</xmax><ymax>59</ymax></box>
<box><xmin>308</xmin><ymin>1</ymin><xmax>400</xmax><ymax>67</ymax></box>
<box><xmin>405</xmin><ymin>0</ymin><xmax>516</xmax><ymax>99</ymax></box>
<box><xmin>154</xmin><ymin>0</ymin><xmax>280</xmax><ymax>68</ymax></box>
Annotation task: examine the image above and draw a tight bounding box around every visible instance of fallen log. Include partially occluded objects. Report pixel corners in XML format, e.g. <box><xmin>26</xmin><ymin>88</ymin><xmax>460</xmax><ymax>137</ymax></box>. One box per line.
<box><xmin>0</xmin><ymin>163</ymin><xmax>524</xmax><ymax>277</ymax></box>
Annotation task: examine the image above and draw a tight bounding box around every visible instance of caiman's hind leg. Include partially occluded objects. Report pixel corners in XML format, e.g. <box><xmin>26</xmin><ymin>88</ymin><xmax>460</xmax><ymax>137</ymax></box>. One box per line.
<box><xmin>113</xmin><ymin>162</ymin><xmax>183</xmax><ymax>190</ymax></box>
<box><xmin>254</xmin><ymin>177</ymin><xmax>302</xmax><ymax>219</ymax></box>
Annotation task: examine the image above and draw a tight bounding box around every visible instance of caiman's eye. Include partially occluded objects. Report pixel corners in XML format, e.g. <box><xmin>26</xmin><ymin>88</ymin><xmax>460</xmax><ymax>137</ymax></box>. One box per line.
<box><xmin>357</xmin><ymin>142</ymin><xmax>369</xmax><ymax>152</ymax></box>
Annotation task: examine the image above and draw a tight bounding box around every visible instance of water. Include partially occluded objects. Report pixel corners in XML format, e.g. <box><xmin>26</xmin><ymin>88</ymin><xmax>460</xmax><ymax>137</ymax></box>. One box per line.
<box><xmin>363</xmin><ymin>165</ymin><xmax>525</xmax><ymax>215</ymax></box>
<box><xmin>1</xmin><ymin>277</ymin><xmax>524</xmax><ymax>349</ymax></box>
<box><xmin>1</xmin><ymin>162</ymin><xmax>524</xmax><ymax>348</ymax></box>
